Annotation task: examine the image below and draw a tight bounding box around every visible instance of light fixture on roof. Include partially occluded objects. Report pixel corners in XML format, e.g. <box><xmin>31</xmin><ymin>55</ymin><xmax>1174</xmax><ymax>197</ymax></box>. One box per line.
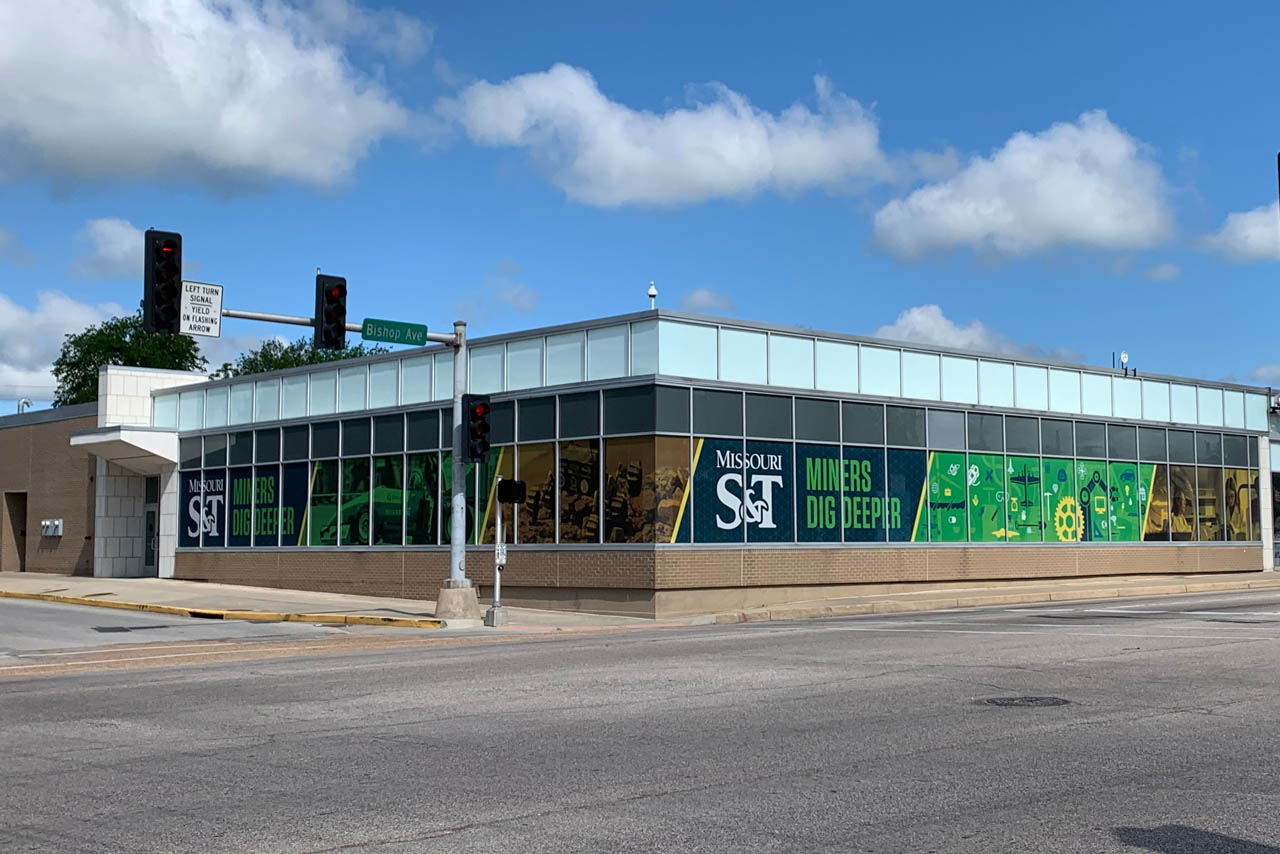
<box><xmin>647</xmin><ymin>281</ymin><xmax>657</xmax><ymax>310</ymax></box>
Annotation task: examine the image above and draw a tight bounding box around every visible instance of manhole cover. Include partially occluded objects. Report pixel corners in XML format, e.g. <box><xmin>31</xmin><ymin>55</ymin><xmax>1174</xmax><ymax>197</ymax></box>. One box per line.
<box><xmin>980</xmin><ymin>696</ymin><xmax>1070</xmax><ymax>708</ymax></box>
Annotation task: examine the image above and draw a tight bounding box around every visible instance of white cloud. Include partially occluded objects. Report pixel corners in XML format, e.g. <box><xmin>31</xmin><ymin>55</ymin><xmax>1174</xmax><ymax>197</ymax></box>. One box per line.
<box><xmin>681</xmin><ymin>288</ymin><xmax>734</xmax><ymax>313</ymax></box>
<box><xmin>1143</xmin><ymin>262</ymin><xmax>1180</xmax><ymax>282</ymax></box>
<box><xmin>1202</xmin><ymin>201</ymin><xmax>1280</xmax><ymax>263</ymax></box>
<box><xmin>71</xmin><ymin>217</ymin><xmax>144</xmax><ymax>278</ymax></box>
<box><xmin>1250</xmin><ymin>363</ymin><xmax>1280</xmax><ymax>385</ymax></box>
<box><xmin>872</xmin><ymin>110</ymin><xmax>1173</xmax><ymax>259</ymax></box>
<box><xmin>0</xmin><ymin>0</ymin><xmax>416</xmax><ymax>188</ymax></box>
<box><xmin>0</xmin><ymin>291</ymin><xmax>123</xmax><ymax>399</ymax></box>
<box><xmin>454</xmin><ymin>259</ymin><xmax>541</xmax><ymax>321</ymax></box>
<box><xmin>874</xmin><ymin>304</ymin><xmax>1082</xmax><ymax>362</ymax></box>
<box><xmin>0</xmin><ymin>226</ymin><xmax>34</xmax><ymax>266</ymax></box>
<box><xmin>439</xmin><ymin>64</ymin><xmax>890</xmax><ymax>206</ymax></box>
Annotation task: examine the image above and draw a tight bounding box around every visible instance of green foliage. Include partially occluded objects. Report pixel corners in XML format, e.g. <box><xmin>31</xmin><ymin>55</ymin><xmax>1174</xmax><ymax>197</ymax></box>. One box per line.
<box><xmin>52</xmin><ymin>312</ymin><xmax>207</xmax><ymax>406</ymax></box>
<box><xmin>209</xmin><ymin>337</ymin><xmax>387</xmax><ymax>379</ymax></box>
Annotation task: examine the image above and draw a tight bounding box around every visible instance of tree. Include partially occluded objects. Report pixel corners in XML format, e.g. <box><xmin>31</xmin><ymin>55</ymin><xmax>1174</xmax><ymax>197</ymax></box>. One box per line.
<box><xmin>52</xmin><ymin>312</ymin><xmax>207</xmax><ymax>406</ymax></box>
<box><xmin>209</xmin><ymin>337</ymin><xmax>387</xmax><ymax>378</ymax></box>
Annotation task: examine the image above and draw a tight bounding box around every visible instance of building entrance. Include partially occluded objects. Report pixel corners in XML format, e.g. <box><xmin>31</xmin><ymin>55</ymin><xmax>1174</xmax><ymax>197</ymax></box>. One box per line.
<box><xmin>3</xmin><ymin>492</ymin><xmax>27</xmax><ymax>572</ymax></box>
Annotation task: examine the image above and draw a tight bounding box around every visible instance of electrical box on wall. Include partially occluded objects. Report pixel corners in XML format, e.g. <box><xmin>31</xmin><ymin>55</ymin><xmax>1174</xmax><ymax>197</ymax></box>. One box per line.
<box><xmin>40</xmin><ymin>519</ymin><xmax>63</xmax><ymax>537</ymax></box>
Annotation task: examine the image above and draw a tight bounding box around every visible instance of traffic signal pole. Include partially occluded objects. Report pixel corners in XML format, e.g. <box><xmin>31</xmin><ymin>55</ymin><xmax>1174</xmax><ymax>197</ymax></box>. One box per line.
<box><xmin>449</xmin><ymin>320</ymin><xmax>467</xmax><ymax>586</ymax></box>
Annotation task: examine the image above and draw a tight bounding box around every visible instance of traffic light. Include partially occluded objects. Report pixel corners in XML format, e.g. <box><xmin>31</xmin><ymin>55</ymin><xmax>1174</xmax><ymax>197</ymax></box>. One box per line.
<box><xmin>463</xmin><ymin>394</ymin><xmax>491</xmax><ymax>462</ymax></box>
<box><xmin>142</xmin><ymin>229</ymin><xmax>182</xmax><ymax>334</ymax></box>
<box><xmin>314</xmin><ymin>274</ymin><xmax>347</xmax><ymax>350</ymax></box>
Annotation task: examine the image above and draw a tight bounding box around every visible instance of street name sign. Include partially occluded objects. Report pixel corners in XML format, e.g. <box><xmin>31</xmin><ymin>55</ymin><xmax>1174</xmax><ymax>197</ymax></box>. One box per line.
<box><xmin>362</xmin><ymin>317</ymin><xmax>428</xmax><ymax>346</ymax></box>
<box><xmin>180</xmin><ymin>281</ymin><xmax>223</xmax><ymax>338</ymax></box>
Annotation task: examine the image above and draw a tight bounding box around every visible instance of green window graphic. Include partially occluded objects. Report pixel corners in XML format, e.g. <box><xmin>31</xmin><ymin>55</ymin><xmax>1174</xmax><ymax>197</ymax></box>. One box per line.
<box><xmin>928</xmin><ymin>451</ymin><xmax>967</xmax><ymax>542</ymax></box>
<box><xmin>372</xmin><ymin>455</ymin><xmax>404</xmax><ymax>546</ymax></box>
<box><xmin>1006</xmin><ymin>456</ymin><xmax>1042</xmax><ymax>543</ymax></box>
<box><xmin>1041</xmin><ymin>458</ymin><xmax>1079</xmax><ymax>542</ymax></box>
<box><xmin>252</xmin><ymin>465</ymin><xmax>280</xmax><ymax>548</ymax></box>
<box><xmin>227</xmin><ymin>466</ymin><xmax>253</xmax><ymax>547</ymax></box>
<box><xmin>1108</xmin><ymin>462</ymin><xmax>1141</xmax><ymax>542</ymax></box>
<box><xmin>1142</xmin><ymin>463</ymin><xmax>1169</xmax><ymax>541</ymax></box>
<box><xmin>340</xmin><ymin>458</ymin><xmax>370</xmax><ymax>546</ymax></box>
<box><xmin>967</xmin><ymin>454</ymin><xmax>1006</xmax><ymax>542</ymax></box>
<box><xmin>405</xmin><ymin>452</ymin><xmax>439</xmax><ymax>545</ymax></box>
<box><xmin>796</xmin><ymin>444</ymin><xmax>842</xmax><ymax>543</ymax></box>
<box><xmin>1077</xmin><ymin>460</ymin><xmax>1109</xmax><ymax>542</ymax></box>
<box><xmin>842</xmin><ymin>446</ymin><xmax>886</xmax><ymax>542</ymax></box>
<box><xmin>308</xmin><ymin>460</ymin><xmax>339</xmax><ymax>546</ymax></box>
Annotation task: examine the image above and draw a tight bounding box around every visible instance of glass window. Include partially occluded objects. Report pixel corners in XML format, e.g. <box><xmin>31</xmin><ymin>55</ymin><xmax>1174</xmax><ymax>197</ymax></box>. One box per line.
<box><xmin>1168</xmin><ymin>429</ymin><xmax>1195</xmax><ymax>463</ymax></box>
<box><xmin>1170</xmin><ymin>384</ymin><xmax>1198</xmax><ymax>424</ymax></box>
<box><xmin>282</xmin><ymin>374</ymin><xmax>307</xmax><ymax>419</ymax></box>
<box><xmin>885</xmin><ymin>405</ymin><xmax>924</xmax><ymax>447</ymax></box>
<box><xmin>255</xmin><ymin>428</ymin><xmax>280</xmax><ymax>463</ymax></box>
<box><xmin>1196</xmin><ymin>432</ymin><xmax>1223</xmax><ymax>465</ymax></box>
<box><xmin>178</xmin><ymin>389</ymin><xmax>204</xmax><ymax>431</ymax></box>
<box><xmin>604</xmin><ymin>387</ymin><xmax>655</xmax><ymax>435</ymax></box>
<box><xmin>306</xmin><ymin>460</ymin><xmax>339</xmax><ymax>545</ymax></box>
<box><xmin>369</xmin><ymin>361</ymin><xmax>399</xmax><ymax>409</ymax></box>
<box><xmin>1042</xmin><ymin>458</ymin><xmax>1079</xmax><ymax>542</ymax></box>
<box><xmin>887</xmin><ymin>449</ymin><xmax>928</xmax><ymax>542</ymax></box>
<box><xmin>342</xmin><ymin>418</ymin><xmax>370</xmax><ymax>456</ymax></box>
<box><xmin>795</xmin><ymin>398</ymin><xmax>839</xmax><ymax>442</ymax></box>
<box><xmin>309</xmin><ymin>371</ymin><xmax>336</xmax><ymax>415</ymax></box>
<box><xmin>1196</xmin><ymin>467</ymin><xmax>1224</xmax><ymax>541</ymax></box>
<box><xmin>1007</xmin><ymin>456</ymin><xmax>1042</xmax><ymax>542</ymax></box>
<box><xmin>1249</xmin><ymin>437</ymin><xmax>1258</xmax><ymax>468</ymax></box>
<box><xmin>517</xmin><ymin>443</ymin><xmax>556</xmax><ymax>543</ymax></box>
<box><xmin>978</xmin><ymin>361</ymin><xmax>1013</xmax><ymax>408</ymax></box>
<box><xmin>1077</xmin><ymin>460</ymin><xmax>1109</xmax><ymax>541</ymax></box>
<box><xmin>1224</xmin><ymin>468</ymin><xmax>1250</xmax><ymax>541</ymax></box>
<box><xmin>1075</xmin><ymin>422</ymin><xmax>1107</xmax><ymax>458</ymax></box>
<box><xmin>338</xmin><ymin>366</ymin><xmax>367</xmax><ymax>412</ymax></box>
<box><xmin>745</xmin><ymin>394</ymin><xmax>792</xmax><ymax>439</ymax></box>
<box><xmin>901</xmin><ymin>351</ymin><xmax>940</xmax><ymax>400</ymax></box>
<box><xmin>604</xmin><ymin>437</ymin><xmax>655</xmax><ymax>543</ymax></box>
<box><xmin>1168</xmin><ymin>465</ymin><xmax>1196</xmax><ymax>540</ymax></box>
<box><xmin>630</xmin><ymin>320</ymin><xmax>657</xmax><ymax>375</ymax></box>
<box><xmin>1197</xmin><ymin>387</ymin><xmax>1224</xmax><ymax>427</ymax></box>
<box><xmin>200</xmin><ymin>471</ymin><xmax>227</xmax><ymax>548</ymax></box>
<box><xmin>691</xmin><ymin>439</ymin><xmax>743</xmax><ymax>544</ymax></box>
<box><xmin>282</xmin><ymin>425</ymin><xmax>309</xmax><ymax>460</ymax></box>
<box><xmin>401</xmin><ymin>355</ymin><xmax>431</xmax><ymax>404</ymax></box>
<box><xmin>490</xmin><ymin>401</ymin><xmax>514</xmax><ymax>445</ymax></box>
<box><xmin>796</xmin><ymin>443</ymin><xmax>842</xmax><ymax>542</ymax></box>
<box><xmin>374</xmin><ymin>415</ymin><xmax>403</xmax><ymax>453</ymax></box>
<box><xmin>843</xmin><ymin>402</ymin><xmax>884</xmax><ymax>445</ymax></box>
<box><xmin>228</xmin><ymin>431</ymin><xmax>253</xmax><ymax>466</ymax></box>
<box><xmin>405</xmin><ymin>453</ymin><xmax>439</xmax><ymax>545</ymax></box>
<box><xmin>203</xmin><ymin>434</ymin><xmax>227</xmax><ymax>467</ymax></box>
<box><xmin>1014</xmin><ymin>365</ymin><xmax>1048</xmax><ymax>411</ymax></box>
<box><xmin>743</xmin><ymin>441</ymin><xmax>793</xmax><ymax>543</ymax></box>
<box><xmin>769</xmin><ymin>335</ymin><xmax>815</xmax><ymax>389</ymax></box>
<box><xmin>179</xmin><ymin>437</ymin><xmax>202</xmax><ymax>470</ymax></box>
<box><xmin>229</xmin><ymin>383</ymin><xmax>254</xmax><ymax>425</ymax></box>
<box><xmin>966</xmin><ymin>413</ymin><xmax>1003</xmax><ymax>451</ymax></box>
<box><xmin>433</xmin><ymin>351</ymin><xmax>453</xmax><ymax>401</ymax></box>
<box><xmin>252</xmin><ymin>464</ymin><xmax>281</xmax><ymax>548</ymax></box>
<box><xmin>1107</xmin><ymin>425</ymin><xmax>1137</xmax><ymax>460</ymax></box>
<box><xmin>1141</xmin><ymin>380</ymin><xmax>1170</xmax><ymax>423</ymax></box>
<box><xmin>656</xmin><ymin>386</ymin><xmax>691</xmax><ymax>433</ymax></box>
<box><xmin>861</xmin><ymin>346</ymin><xmax>901</xmax><ymax>397</ymax></box>
<box><xmin>658</xmin><ymin>321</ymin><xmax>717</xmax><ymax>379</ymax></box>
<box><xmin>1108</xmin><ymin>462</ymin><xmax>1141</xmax><ymax>541</ymax></box>
<box><xmin>967</xmin><ymin>453</ymin><xmax>1006</xmax><ymax>541</ymax></box>
<box><xmin>519</xmin><ymin>397</ymin><xmax>556</xmax><ymax>441</ymax></box>
<box><xmin>1006</xmin><ymin>416</ymin><xmax>1039</xmax><ymax>454</ymax></box>
<box><xmin>1048</xmin><ymin>369</ymin><xmax>1081</xmax><ymax>414</ymax></box>
<box><xmin>506</xmin><ymin>339</ymin><xmax>543</xmax><ymax>390</ymax></box>
<box><xmin>546</xmin><ymin>331</ymin><xmax>585</xmax><ymax>386</ymax></box>
<box><xmin>441</xmin><ymin>451</ymin><xmax>477</xmax><ymax>545</ymax></box>
<box><xmin>204</xmin><ymin>386</ymin><xmax>228</xmax><ymax>428</ymax></box>
<box><xmin>842</xmin><ymin>446</ymin><xmax>885</xmax><ymax>542</ymax></box>
<box><xmin>927</xmin><ymin>451</ymin><xmax>967</xmax><ymax>542</ymax></box>
<box><xmin>1041</xmin><ymin>420</ymin><xmax>1073</xmax><ymax>456</ymax></box>
<box><xmin>153</xmin><ymin>394</ymin><xmax>178</xmax><ymax>429</ymax></box>
<box><xmin>469</xmin><ymin>344</ymin><xmax>504</xmax><ymax>394</ymax></box>
<box><xmin>255</xmin><ymin>379</ymin><xmax>280</xmax><ymax>422</ymax></box>
<box><xmin>719</xmin><ymin>328</ymin><xmax>767</xmax><ymax>384</ymax></box>
<box><xmin>1223</xmin><ymin>390</ymin><xmax>1245</xmax><ymax>430</ymax></box>
<box><xmin>940</xmin><ymin>356</ymin><xmax>978</xmax><ymax>405</ymax></box>
<box><xmin>559</xmin><ymin>391</ymin><xmax>600</xmax><ymax>438</ymax></box>
<box><xmin>478</xmin><ymin>447</ymin><xmax>515</xmax><ymax>545</ymax></box>
<box><xmin>1143</xmin><ymin>464</ymin><xmax>1170</xmax><ymax>541</ymax></box>
<box><xmin>1080</xmin><ymin>374</ymin><xmax>1111</xmax><ymax>417</ymax></box>
<box><xmin>1138</xmin><ymin>427</ymin><xmax>1166</xmax><ymax>462</ymax></box>
<box><xmin>929</xmin><ymin>410</ymin><xmax>965</xmax><ymax>450</ymax></box>
<box><xmin>656</xmin><ymin>436</ymin><xmax>691</xmax><ymax>543</ymax></box>
<box><xmin>693</xmin><ymin>389</ymin><xmax>742</xmax><ymax>436</ymax></box>
<box><xmin>406</xmin><ymin>410</ymin><xmax>439</xmax><ymax>451</ymax></box>
<box><xmin>1113</xmin><ymin>377</ymin><xmax>1141</xmax><ymax>419</ymax></box>
<box><xmin>559</xmin><ymin>439</ymin><xmax>599</xmax><ymax>543</ymax></box>
<box><xmin>1224</xmin><ymin>435</ymin><xmax>1249</xmax><ymax>467</ymax></box>
<box><xmin>339</xmin><ymin>459</ymin><xmax>370</xmax><ymax>546</ymax></box>
<box><xmin>1246</xmin><ymin>394</ymin><xmax>1268</xmax><ymax>432</ymax></box>
<box><xmin>312</xmin><ymin>421</ymin><xmax>339</xmax><ymax>458</ymax></box>
<box><xmin>279</xmin><ymin>462</ymin><xmax>309</xmax><ymax>547</ymax></box>
<box><xmin>587</xmin><ymin>325</ymin><xmax>628</xmax><ymax>380</ymax></box>
<box><xmin>372</xmin><ymin>455</ymin><xmax>404</xmax><ymax>546</ymax></box>
<box><xmin>814</xmin><ymin>340</ymin><xmax>858</xmax><ymax>393</ymax></box>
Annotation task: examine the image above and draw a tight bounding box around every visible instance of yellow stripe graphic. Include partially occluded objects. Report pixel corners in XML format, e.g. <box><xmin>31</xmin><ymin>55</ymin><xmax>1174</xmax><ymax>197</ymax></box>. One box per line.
<box><xmin>912</xmin><ymin>452</ymin><xmax>932</xmax><ymax>542</ymax></box>
<box><xmin>670</xmin><ymin>438</ymin><xmax>703</xmax><ymax>543</ymax></box>
<box><xmin>297</xmin><ymin>461</ymin><xmax>320</xmax><ymax>546</ymax></box>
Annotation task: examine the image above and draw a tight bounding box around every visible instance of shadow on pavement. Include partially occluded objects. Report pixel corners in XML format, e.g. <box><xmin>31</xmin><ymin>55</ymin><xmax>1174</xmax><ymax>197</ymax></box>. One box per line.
<box><xmin>1114</xmin><ymin>825</ymin><xmax>1280</xmax><ymax>853</ymax></box>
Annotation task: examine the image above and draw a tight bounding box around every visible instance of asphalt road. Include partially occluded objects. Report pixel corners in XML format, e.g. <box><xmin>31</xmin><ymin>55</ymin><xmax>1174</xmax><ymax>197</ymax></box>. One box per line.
<box><xmin>5</xmin><ymin>590</ymin><xmax>1280</xmax><ymax>853</ymax></box>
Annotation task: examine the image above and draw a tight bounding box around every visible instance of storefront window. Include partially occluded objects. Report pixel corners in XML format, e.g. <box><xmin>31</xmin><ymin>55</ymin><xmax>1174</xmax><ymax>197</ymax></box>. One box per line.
<box><xmin>559</xmin><ymin>439</ymin><xmax>600</xmax><ymax>543</ymax></box>
<box><xmin>479</xmin><ymin>446</ymin><xmax>515</xmax><ymax>544</ymax></box>
<box><xmin>280</xmin><ymin>462</ymin><xmax>309</xmax><ymax>547</ymax></box>
<box><xmin>227</xmin><ymin>466</ymin><xmax>254</xmax><ymax>547</ymax></box>
<box><xmin>928</xmin><ymin>451</ymin><xmax>967</xmax><ymax>542</ymax></box>
<box><xmin>517</xmin><ymin>443</ymin><xmax>556</xmax><ymax>543</ymax></box>
<box><xmin>1168</xmin><ymin>466</ymin><xmax>1197</xmax><ymax>541</ymax></box>
<box><xmin>691</xmin><ymin>438</ymin><xmax>743</xmax><ymax>543</ymax></box>
<box><xmin>200</xmin><ymin>471</ymin><xmax>227</xmax><ymax>548</ymax></box>
<box><xmin>1006</xmin><ymin>456</ymin><xmax>1042</xmax><ymax>543</ymax></box>
<box><xmin>405</xmin><ymin>453</ymin><xmax>439</xmax><ymax>545</ymax></box>
<box><xmin>1041</xmin><ymin>458</ymin><xmax>1078</xmax><ymax>542</ymax></box>
<box><xmin>967</xmin><ymin>453</ymin><xmax>1006</xmax><ymax>542</ymax></box>
<box><xmin>842</xmin><ymin>445</ymin><xmax>885</xmax><ymax>542</ymax></box>
<box><xmin>179</xmin><ymin>471</ymin><xmax>202</xmax><ymax>547</ymax></box>
<box><xmin>252</xmin><ymin>464</ymin><xmax>281</xmax><ymax>548</ymax></box>
<box><xmin>307</xmin><ymin>460</ymin><xmax>339</xmax><ymax>545</ymax></box>
<box><xmin>657</xmin><ymin>436</ymin><xmax>691</xmax><ymax>543</ymax></box>
<box><xmin>1108</xmin><ymin>461</ymin><xmax>1141</xmax><ymax>541</ymax></box>
<box><xmin>1223</xmin><ymin>468</ymin><xmax>1250</xmax><ymax>541</ymax></box>
<box><xmin>744</xmin><ymin>440</ymin><xmax>792</xmax><ymax>543</ymax></box>
<box><xmin>887</xmin><ymin>449</ymin><xmax>928</xmax><ymax>542</ymax></box>
<box><xmin>339</xmin><ymin>459</ymin><xmax>370</xmax><ymax>546</ymax></box>
<box><xmin>1142</xmin><ymin>465</ymin><xmax>1170</xmax><ymax>541</ymax></box>
<box><xmin>441</xmin><ymin>452</ymin><xmax>477</xmax><ymax>545</ymax></box>
<box><xmin>1196</xmin><ymin>467</ymin><xmax>1224</xmax><ymax>541</ymax></box>
<box><xmin>604</xmin><ymin>436</ymin><xmax>655</xmax><ymax>543</ymax></box>
<box><xmin>372</xmin><ymin>456</ymin><xmax>404</xmax><ymax>546</ymax></box>
<box><xmin>797</xmin><ymin>443</ymin><xmax>841</xmax><ymax>543</ymax></box>
<box><xmin>1077</xmin><ymin>460</ymin><xmax>1108</xmax><ymax>541</ymax></box>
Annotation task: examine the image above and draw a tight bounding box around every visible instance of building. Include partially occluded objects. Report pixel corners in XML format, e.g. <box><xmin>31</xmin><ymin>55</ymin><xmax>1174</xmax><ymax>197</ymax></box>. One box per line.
<box><xmin>2</xmin><ymin>310</ymin><xmax>1276</xmax><ymax>617</ymax></box>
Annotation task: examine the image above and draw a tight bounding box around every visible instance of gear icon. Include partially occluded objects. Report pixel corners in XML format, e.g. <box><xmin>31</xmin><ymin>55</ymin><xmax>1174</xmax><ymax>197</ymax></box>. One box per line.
<box><xmin>1053</xmin><ymin>497</ymin><xmax>1079</xmax><ymax>542</ymax></box>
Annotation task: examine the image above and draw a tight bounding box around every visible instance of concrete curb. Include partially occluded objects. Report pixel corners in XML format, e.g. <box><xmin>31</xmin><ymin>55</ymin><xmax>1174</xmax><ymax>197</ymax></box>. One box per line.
<box><xmin>0</xmin><ymin>589</ymin><xmax>443</xmax><ymax>629</ymax></box>
<box><xmin>713</xmin><ymin>577</ymin><xmax>1280</xmax><ymax>625</ymax></box>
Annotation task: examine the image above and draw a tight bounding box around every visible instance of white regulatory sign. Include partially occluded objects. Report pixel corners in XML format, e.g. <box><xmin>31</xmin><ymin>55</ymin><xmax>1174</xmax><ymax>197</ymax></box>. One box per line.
<box><xmin>179</xmin><ymin>281</ymin><xmax>223</xmax><ymax>338</ymax></box>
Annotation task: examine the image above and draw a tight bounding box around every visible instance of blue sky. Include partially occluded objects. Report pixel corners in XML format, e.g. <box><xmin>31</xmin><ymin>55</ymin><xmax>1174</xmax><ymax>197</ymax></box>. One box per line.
<box><xmin>2</xmin><ymin>0</ymin><xmax>1278</xmax><ymax>411</ymax></box>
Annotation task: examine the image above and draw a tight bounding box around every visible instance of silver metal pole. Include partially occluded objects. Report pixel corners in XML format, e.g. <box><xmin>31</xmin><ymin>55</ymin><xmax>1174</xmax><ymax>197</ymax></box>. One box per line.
<box><xmin>449</xmin><ymin>320</ymin><xmax>467</xmax><ymax>585</ymax></box>
<box><xmin>494</xmin><ymin>481</ymin><xmax>503</xmax><ymax>609</ymax></box>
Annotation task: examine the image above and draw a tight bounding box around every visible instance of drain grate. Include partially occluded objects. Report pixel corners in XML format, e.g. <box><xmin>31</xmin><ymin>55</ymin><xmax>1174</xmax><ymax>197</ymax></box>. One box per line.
<box><xmin>980</xmin><ymin>696</ymin><xmax>1070</xmax><ymax>708</ymax></box>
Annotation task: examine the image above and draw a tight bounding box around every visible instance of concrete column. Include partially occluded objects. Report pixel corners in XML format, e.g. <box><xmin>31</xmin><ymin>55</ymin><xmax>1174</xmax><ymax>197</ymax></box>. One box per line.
<box><xmin>157</xmin><ymin>464</ymin><xmax>179</xmax><ymax>579</ymax></box>
<box><xmin>1259</xmin><ymin>438</ymin><xmax>1274</xmax><ymax>570</ymax></box>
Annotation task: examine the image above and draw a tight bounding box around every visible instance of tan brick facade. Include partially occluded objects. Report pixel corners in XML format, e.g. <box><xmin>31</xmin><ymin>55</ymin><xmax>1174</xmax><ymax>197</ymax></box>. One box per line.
<box><xmin>0</xmin><ymin>410</ymin><xmax>97</xmax><ymax>575</ymax></box>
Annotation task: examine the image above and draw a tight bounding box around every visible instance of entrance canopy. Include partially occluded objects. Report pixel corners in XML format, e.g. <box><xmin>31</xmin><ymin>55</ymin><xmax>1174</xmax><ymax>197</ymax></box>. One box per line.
<box><xmin>70</xmin><ymin>426</ymin><xmax>178</xmax><ymax>476</ymax></box>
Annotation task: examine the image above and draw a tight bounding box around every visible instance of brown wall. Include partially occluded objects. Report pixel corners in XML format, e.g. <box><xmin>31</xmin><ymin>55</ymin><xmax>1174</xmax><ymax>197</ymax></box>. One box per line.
<box><xmin>0</xmin><ymin>413</ymin><xmax>97</xmax><ymax>575</ymax></box>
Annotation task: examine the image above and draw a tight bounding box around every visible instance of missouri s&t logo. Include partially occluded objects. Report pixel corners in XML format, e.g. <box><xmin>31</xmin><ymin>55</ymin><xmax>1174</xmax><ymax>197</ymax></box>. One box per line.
<box><xmin>714</xmin><ymin>449</ymin><xmax>784</xmax><ymax>530</ymax></box>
